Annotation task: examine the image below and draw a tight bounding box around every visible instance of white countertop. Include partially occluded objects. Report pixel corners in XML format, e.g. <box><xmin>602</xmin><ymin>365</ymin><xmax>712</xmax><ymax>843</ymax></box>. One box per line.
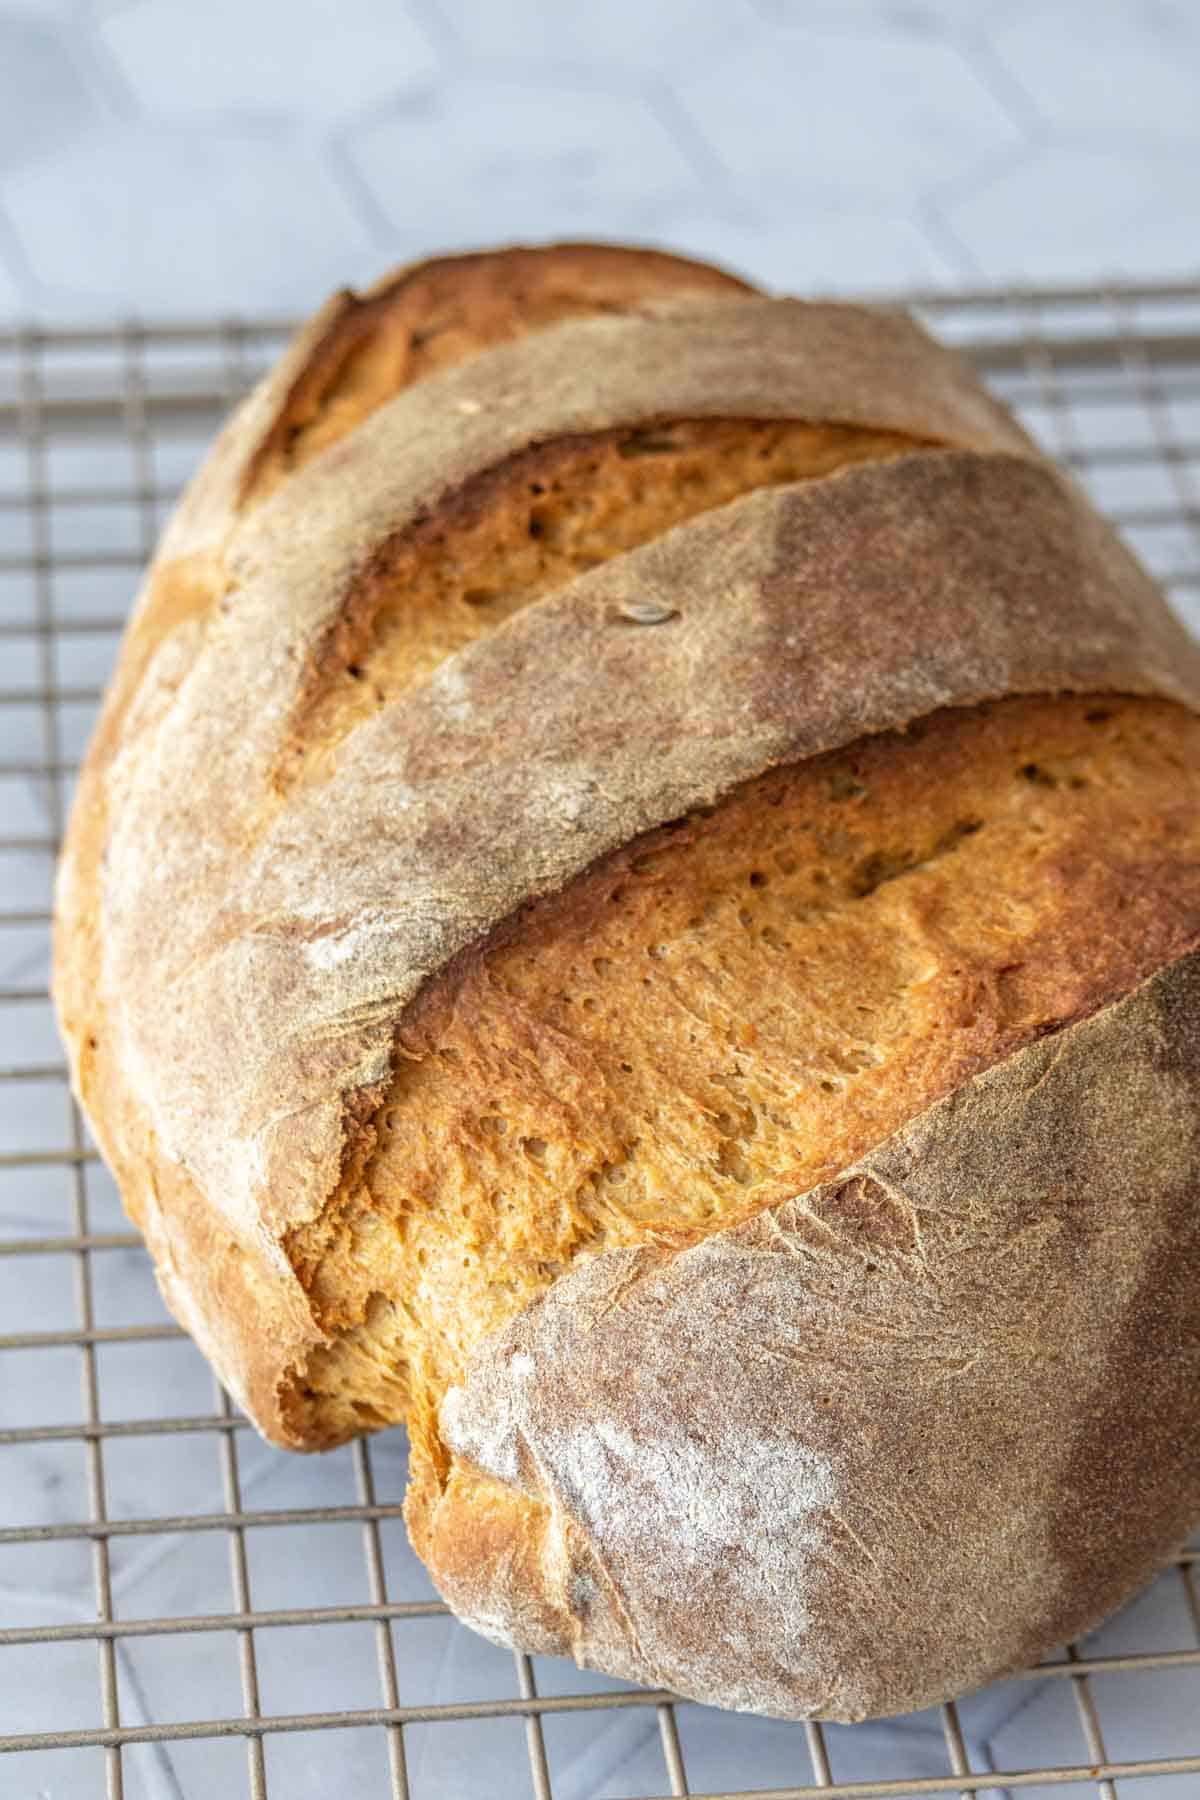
<box><xmin>0</xmin><ymin>0</ymin><xmax>1197</xmax><ymax>318</ymax></box>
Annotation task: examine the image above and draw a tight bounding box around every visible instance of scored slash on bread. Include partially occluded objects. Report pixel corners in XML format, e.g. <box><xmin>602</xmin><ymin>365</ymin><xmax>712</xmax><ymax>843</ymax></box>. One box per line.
<box><xmin>53</xmin><ymin>243</ymin><xmax>1200</xmax><ymax>1720</ymax></box>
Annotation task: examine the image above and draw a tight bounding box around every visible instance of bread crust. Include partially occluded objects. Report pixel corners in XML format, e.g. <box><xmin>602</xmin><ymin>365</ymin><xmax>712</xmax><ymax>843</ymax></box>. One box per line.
<box><xmin>239</xmin><ymin>241</ymin><xmax>756</xmax><ymax>500</ymax></box>
<box><xmin>57</xmin><ymin>439</ymin><xmax>1200</xmax><ymax>1437</ymax></box>
<box><xmin>52</xmin><ymin>245</ymin><xmax>1200</xmax><ymax>1716</ymax></box>
<box><xmin>289</xmin><ymin>688</ymin><xmax>1200</xmax><ymax>1447</ymax></box>
<box><xmin>424</xmin><ymin>948</ymin><xmax>1200</xmax><ymax>1719</ymax></box>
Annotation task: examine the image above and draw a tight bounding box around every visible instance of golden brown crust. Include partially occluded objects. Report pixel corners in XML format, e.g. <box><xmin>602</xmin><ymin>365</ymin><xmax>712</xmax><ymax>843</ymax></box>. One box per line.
<box><xmin>280</xmin><ymin>416</ymin><xmax>922</xmax><ymax>790</ymax></box>
<box><xmin>58</xmin><ymin>437</ymin><xmax>1200</xmax><ymax>1443</ymax></box>
<box><xmin>240</xmin><ymin>241</ymin><xmax>755</xmax><ymax>501</ymax></box>
<box><xmin>52</xmin><ymin>245</ymin><xmax>781</xmax><ymax>1432</ymax></box>
<box><xmin>55</xmin><ymin>250</ymin><xmax>622</xmax><ymax>1269</ymax></box>
<box><xmin>424</xmin><ymin>947</ymin><xmax>1200</xmax><ymax>1719</ymax></box>
<box><xmin>54</xmin><ymin>262</ymin><xmax>1072</xmax><ymax>1439</ymax></box>
<box><xmin>288</xmin><ymin>691</ymin><xmax>1200</xmax><ymax>1443</ymax></box>
<box><xmin>51</xmin><ymin>244</ymin><xmax>1200</xmax><ymax>1719</ymax></box>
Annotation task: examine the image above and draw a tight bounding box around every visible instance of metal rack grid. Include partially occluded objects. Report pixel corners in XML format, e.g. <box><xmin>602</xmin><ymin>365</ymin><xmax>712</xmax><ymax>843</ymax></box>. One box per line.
<box><xmin>0</xmin><ymin>279</ymin><xmax>1199</xmax><ymax>1800</ymax></box>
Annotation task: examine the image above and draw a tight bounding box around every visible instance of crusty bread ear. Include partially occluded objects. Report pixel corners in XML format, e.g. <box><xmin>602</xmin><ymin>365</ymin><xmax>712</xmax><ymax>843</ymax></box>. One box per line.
<box><xmin>54</xmin><ymin>244</ymin><xmax>1200</xmax><ymax>1722</ymax></box>
<box><xmin>240</xmin><ymin>241</ymin><xmax>757</xmax><ymax>503</ymax></box>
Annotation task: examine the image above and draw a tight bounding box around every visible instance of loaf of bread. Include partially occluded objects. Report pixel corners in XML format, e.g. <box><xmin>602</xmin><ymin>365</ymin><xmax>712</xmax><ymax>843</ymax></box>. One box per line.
<box><xmin>54</xmin><ymin>243</ymin><xmax>1200</xmax><ymax>1721</ymax></box>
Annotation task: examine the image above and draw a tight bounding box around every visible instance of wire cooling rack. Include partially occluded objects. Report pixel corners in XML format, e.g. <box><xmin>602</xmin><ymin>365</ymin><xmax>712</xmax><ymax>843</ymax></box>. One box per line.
<box><xmin>1</xmin><ymin>280</ymin><xmax>1199</xmax><ymax>1800</ymax></box>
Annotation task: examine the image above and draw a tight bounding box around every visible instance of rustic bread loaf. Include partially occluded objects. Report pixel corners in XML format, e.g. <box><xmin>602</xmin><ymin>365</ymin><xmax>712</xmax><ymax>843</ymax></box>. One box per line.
<box><xmin>54</xmin><ymin>243</ymin><xmax>1200</xmax><ymax>1721</ymax></box>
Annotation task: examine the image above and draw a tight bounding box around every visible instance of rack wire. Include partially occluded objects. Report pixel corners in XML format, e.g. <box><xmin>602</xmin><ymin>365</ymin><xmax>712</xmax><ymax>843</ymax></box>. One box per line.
<box><xmin>1</xmin><ymin>280</ymin><xmax>1199</xmax><ymax>1800</ymax></box>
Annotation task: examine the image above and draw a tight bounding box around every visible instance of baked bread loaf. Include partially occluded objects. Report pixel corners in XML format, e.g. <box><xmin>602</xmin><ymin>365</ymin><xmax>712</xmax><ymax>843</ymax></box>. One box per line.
<box><xmin>54</xmin><ymin>243</ymin><xmax>1200</xmax><ymax>1721</ymax></box>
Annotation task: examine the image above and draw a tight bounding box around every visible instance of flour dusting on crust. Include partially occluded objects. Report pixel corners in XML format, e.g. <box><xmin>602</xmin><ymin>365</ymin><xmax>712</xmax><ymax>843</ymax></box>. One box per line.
<box><xmin>434</xmin><ymin>955</ymin><xmax>1200</xmax><ymax>1718</ymax></box>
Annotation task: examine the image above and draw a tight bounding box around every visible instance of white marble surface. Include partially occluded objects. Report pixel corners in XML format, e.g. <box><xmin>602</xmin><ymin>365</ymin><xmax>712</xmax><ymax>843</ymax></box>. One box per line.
<box><xmin>1</xmin><ymin>4</ymin><xmax>1200</xmax><ymax>1796</ymax></box>
<box><xmin>0</xmin><ymin>0</ymin><xmax>1196</xmax><ymax>317</ymax></box>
